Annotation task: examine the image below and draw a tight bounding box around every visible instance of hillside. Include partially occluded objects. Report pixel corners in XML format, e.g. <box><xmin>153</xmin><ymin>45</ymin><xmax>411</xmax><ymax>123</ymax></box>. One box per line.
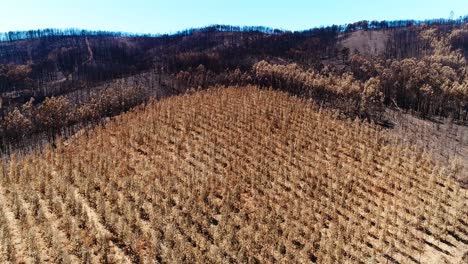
<box><xmin>0</xmin><ymin>87</ymin><xmax>466</xmax><ymax>263</ymax></box>
<box><xmin>1</xmin><ymin>20</ymin><xmax>467</xmax><ymax>154</ymax></box>
<box><xmin>1</xmin><ymin>19</ymin><xmax>467</xmax><ymax>99</ymax></box>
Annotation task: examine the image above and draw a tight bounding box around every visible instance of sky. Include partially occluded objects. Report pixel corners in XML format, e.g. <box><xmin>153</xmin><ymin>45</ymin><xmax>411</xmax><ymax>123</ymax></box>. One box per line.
<box><xmin>0</xmin><ymin>0</ymin><xmax>467</xmax><ymax>34</ymax></box>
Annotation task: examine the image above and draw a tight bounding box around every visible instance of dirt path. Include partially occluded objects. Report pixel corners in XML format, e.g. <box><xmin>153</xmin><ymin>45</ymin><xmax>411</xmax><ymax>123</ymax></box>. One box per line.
<box><xmin>82</xmin><ymin>36</ymin><xmax>94</xmax><ymax>65</ymax></box>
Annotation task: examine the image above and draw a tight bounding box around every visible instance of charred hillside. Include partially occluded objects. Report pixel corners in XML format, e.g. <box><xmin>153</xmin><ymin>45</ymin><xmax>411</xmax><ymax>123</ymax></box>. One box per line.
<box><xmin>1</xmin><ymin>18</ymin><xmax>467</xmax><ymax>93</ymax></box>
<box><xmin>0</xmin><ymin>17</ymin><xmax>467</xmax><ymax>152</ymax></box>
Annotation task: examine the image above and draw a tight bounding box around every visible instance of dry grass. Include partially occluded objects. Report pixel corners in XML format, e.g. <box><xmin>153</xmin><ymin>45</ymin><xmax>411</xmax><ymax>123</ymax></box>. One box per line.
<box><xmin>0</xmin><ymin>86</ymin><xmax>467</xmax><ymax>263</ymax></box>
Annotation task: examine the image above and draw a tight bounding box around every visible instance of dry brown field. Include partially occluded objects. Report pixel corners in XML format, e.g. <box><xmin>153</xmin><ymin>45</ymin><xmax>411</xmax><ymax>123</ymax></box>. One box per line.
<box><xmin>0</xmin><ymin>86</ymin><xmax>466</xmax><ymax>263</ymax></box>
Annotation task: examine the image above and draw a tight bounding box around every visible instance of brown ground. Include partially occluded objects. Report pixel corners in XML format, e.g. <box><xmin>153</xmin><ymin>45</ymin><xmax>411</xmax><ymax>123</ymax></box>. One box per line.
<box><xmin>339</xmin><ymin>30</ymin><xmax>390</xmax><ymax>56</ymax></box>
<box><xmin>385</xmin><ymin>110</ymin><xmax>468</xmax><ymax>188</ymax></box>
<box><xmin>0</xmin><ymin>87</ymin><xmax>466</xmax><ymax>263</ymax></box>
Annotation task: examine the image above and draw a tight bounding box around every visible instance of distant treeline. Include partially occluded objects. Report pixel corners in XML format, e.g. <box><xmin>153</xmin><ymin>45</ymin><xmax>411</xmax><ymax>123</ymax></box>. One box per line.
<box><xmin>2</xmin><ymin>16</ymin><xmax>467</xmax><ymax>42</ymax></box>
<box><xmin>0</xmin><ymin>28</ymin><xmax>158</xmax><ymax>42</ymax></box>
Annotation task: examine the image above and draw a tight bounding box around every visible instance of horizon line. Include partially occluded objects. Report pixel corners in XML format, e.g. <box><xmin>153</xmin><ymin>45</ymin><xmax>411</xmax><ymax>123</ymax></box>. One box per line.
<box><xmin>1</xmin><ymin>15</ymin><xmax>467</xmax><ymax>41</ymax></box>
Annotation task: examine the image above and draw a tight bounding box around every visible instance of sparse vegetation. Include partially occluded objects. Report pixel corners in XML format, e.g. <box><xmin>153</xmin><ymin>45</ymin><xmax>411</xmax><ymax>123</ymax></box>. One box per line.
<box><xmin>1</xmin><ymin>20</ymin><xmax>468</xmax><ymax>153</ymax></box>
<box><xmin>0</xmin><ymin>87</ymin><xmax>466</xmax><ymax>263</ymax></box>
<box><xmin>0</xmin><ymin>13</ymin><xmax>467</xmax><ymax>263</ymax></box>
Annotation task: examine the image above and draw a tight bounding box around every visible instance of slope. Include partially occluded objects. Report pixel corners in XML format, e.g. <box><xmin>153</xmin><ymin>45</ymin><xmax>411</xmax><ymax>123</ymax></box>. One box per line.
<box><xmin>0</xmin><ymin>86</ymin><xmax>467</xmax><ymax>263</ymax></box>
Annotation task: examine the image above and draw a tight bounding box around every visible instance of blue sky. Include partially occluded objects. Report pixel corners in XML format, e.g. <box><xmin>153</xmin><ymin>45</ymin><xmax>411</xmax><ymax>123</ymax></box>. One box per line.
<box><xmin>0</xmin><ymin>0</ymin><xmax>467</xmax><ymax>34</ymax></box>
